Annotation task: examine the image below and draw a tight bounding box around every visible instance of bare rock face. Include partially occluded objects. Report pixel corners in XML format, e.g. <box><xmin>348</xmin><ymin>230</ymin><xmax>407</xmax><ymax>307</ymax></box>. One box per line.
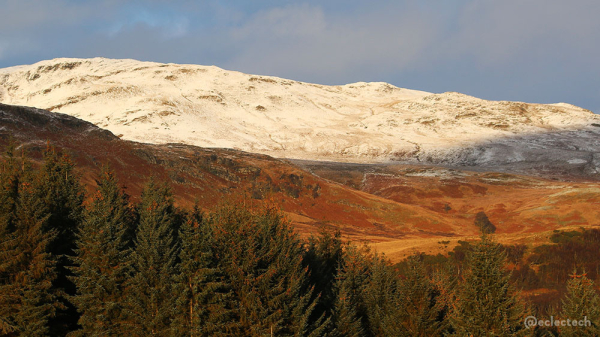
<box><xmin>1</xmin><ymin>58</ymin><xmax>600</xmax><ymax>179</ymax></box>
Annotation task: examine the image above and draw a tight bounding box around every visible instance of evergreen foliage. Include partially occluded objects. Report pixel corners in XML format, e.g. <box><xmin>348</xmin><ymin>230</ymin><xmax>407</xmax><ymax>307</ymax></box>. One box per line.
<box><xmin>452</xmin><ymin>235</ymin><xmax>529</xmax><ymax>336</ymax></box>
<box><xmin>304</xmin><ymin>229</ymin><xmax>343</xmax><ymax>328</ymax></box>
<box><xmin>70</xmin><ymin>166</ymin><xmax>134</xmax><ymax>336</ymax></box>
<box><xmin>123</xmin><ymin>178</ymin><xmax>179</xmax><ymax>336</ymax></box>
<box><xmin>4</xmin><ymin>143</ymin><xmax>597</xmax><ymax>336</ymax></box>
<box><xmin>0</xmin><ymin>163</ymin><xmax>58</xmax><ymax>336</ymax></box>
<box><xmin>172</xmin><ymin>205</ymin><xmax>236</xmax><ymax>336</ymax></box>
<box><xmin>331</xmin><ymin>246</ymin><xmax>370</xmax><ymax>337</ymax></box>
<box><xmin>35</xmin><ymin>147</ymin><xmax>85</xmax><ymax>335</ymax></box>
<box><xmin>361</xmin><ymin>254</ymin><xmax>398</xmax><ymax>336</ymax></box>
<box><xmin>331</xmin><ymin>283</ymin><xmax>364</xmax><ymax>337</ymax></box>
<box><xmin>35</xmin><ymin>147</ymin><xmax>85</xmax><ymax>258</ymax></box>
<box><xmin>560</xmin><ymin>269</ymin><xmax>600</xmax><ymax>336</ymax></box>
<box><xmin>206</xmin><ymin>204</ymin><xmax>325</xmax><ymax>336</ymax></box>
<box><xmin>0</xmin><ymin>144</ymin><xmax>20</xmax><ymax>236</ymax></box>
<box><xmin>375</xmin><ymin>255</ymin><xmax>450</xmax><ymax>336</ymax></box>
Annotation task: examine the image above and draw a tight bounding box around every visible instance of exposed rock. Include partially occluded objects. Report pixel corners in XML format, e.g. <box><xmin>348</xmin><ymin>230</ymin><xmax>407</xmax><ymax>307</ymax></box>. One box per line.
<box><xmin>1</xmin><ymin>57</ymin><xmax>600</xmax><ymax>179</ymax></box>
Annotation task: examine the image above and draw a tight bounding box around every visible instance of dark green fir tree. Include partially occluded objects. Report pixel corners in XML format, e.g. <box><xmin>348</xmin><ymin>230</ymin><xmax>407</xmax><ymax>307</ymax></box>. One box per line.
<box><xmin>331</xmin><ymin>246</ymin><xmax>370</xmax><ymax>337</ymax></box>
<box><xmin>35</xmin><ymin>146</ymin><xmax>85</xmax><ymax>335</ymax></box>
<box><xmin>123</xmin><ymin>178</ymin><xmax>179</xmax><ymax>336</ymax></box>
<box><xmin>304</xmin><ymin>228</ymin><xmax>343</xmax><ymax>329</ymax></box>
<box><xmin>0</xmin><ymin>143</ymin><xmax>20</xmax><ymax>236</ymax></box>
<box><xmin>70</xmin><ymin>166</ymin><xmax>135</xmax><ymax>336</ymax></box>
<box><xmin>377</xmin><ymin>254</ymin><xmax>450</xmax><ymax>336</ymax></box>
<box><xmin>360</xmin><ymin>254</ymin><xmax>394</xmax><ymax>335</ymax></box>
<box><xmin>452</xmin><ymin>235</ymin><xmax>529</xmax><ymax>336</ymax></box>
<box><xmin>560</xmin><ymin>269</ymin><xmax>600</xmax><ymax>337</ymax></box>
<box><xmin>208</xmin><ymin>204</ymin><xmax>324</xmax><ymax>336</ymax></box>
<box><xmin>0</xmin><ymin>164</ymin><xmax>58</xmax><ymax>336</ymax></box>
<box><xmin>172</xmin><ymin>205</ymin><xmax>238</xmax><ymax>336</ymax></box>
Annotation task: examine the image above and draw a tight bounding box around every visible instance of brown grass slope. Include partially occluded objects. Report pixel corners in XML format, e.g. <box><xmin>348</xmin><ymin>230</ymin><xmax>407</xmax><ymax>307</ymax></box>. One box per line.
<box><xmin>294</xmin><ymin>160</ymin><xmax>600</xmax><ymax>261</ymax></box>
<box><xmin>2</xmin><ymin>103</ymin><xmax>599</xmax><ymax>262</ymax></box>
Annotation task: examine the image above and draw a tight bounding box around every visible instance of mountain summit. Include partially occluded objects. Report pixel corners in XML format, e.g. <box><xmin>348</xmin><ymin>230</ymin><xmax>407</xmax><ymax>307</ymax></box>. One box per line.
<box><xmin>1</xmin><ymin>58</ymin><xmax>599</xmax><ymax>177</ymax></box>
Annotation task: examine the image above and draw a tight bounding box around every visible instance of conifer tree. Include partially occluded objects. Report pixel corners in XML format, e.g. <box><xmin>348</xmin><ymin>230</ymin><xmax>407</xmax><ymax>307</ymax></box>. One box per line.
<box><xmin>0</xmin><ymin>144</ymin><xmax>20</xmax><ymax>236</ymax></box>
<box><xmin>208</xmin><ymin>204</ymin><xmax>324</xmax><ymax>336</ymax></box>
<box><xmin>0</xmin><ymin>165</ymin><xmax>58</xmax><ymax>336</ymax></box>
<box><xmin>35</xmin><ymin>146</ymin><xmax>85</xmax><ymax>257</ymax></box>
<box><xmin>430</xmin><ymin>261</ymin><xmax>459</xmax><ymax>334</ymax></box>
<box><xmin>0</xmin><ymin>150</ymin><xmax>26</xmax><ymax>335</ymax></box>
<box><xmin>331</xmin><ymin>246</ymin><xmax>370</xmax><ymax>337</ymax></box>
<box><xmin>173</xmin><ymin>206</ymin><xmax>207</xmax><ymax>336</ymax></box>
<box><xmin>304</xmin><ymin>229</ymin><xmax>343</xmax><ymax>326</ymax></box>
<box><xmin>377</xmin><ymin>254</ymin><xmax>450</xmax><ymax>336</ymax></box>
<box><xmin>361</xmin><ymin>254</ymin><xmax>396</xmax><ymax>336</ymax></box>
<box><xmin>123</xmin><ymin>178</ymin><xmax>179</xmax><ymax>336</ymax></box>
<box><xmin>332</xmin><ymin>283</ymin><xmax>364</xmax><ymax>337</ymax></box>
<box><xmin>452</xmin><ymin>235</ymin><xmax>529</xmax><ymax>336</ymax></box>
<box><xmin>560</xmin><ymin>269</ymin><xmax>600</xmax><ymax>337</ymax></box>
<box><xmin>34</xmin><ymin>146</ymin><xmax>85</xmax><ymax>334</ymax></box>
<box><xmin>172</xmin><ymin>205</ymin><xmax>238</xmax><ymax>336</ymax></box>
<box><xmin>70</xmin><ymin>166</ymin><xmax>134</xmax><ymax>336</ymax></box>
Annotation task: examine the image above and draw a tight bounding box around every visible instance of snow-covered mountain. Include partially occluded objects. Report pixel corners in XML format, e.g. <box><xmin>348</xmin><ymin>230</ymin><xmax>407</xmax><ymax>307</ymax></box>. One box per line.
<box><xmin>2</xmin><ymin>58</ymin><xmax>600</xmax><ymax>177</ymax></box>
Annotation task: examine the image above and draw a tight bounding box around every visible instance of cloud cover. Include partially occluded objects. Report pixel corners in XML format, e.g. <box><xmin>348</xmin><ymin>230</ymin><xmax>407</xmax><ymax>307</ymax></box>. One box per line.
<box><xmin>1</xmin><ymin>0</ymin><xmax>598</xmax><ymax>112</ymax></box>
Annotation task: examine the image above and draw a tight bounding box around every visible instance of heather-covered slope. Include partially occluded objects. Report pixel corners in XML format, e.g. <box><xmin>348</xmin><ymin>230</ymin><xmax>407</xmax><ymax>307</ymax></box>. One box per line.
<box><xmin>2</xmin><ymin>58</ymin><xmax>600</xmax><ymax>178</ymax></box>
<box><xmin>0</xmin><ymin>103</ymin><xmax>459</xmax><ymax>242</ymax></box>
<box><xmin>2</xmin><ymin>103</ymin><xmax>599</xmax><ymax>262</ymax></box>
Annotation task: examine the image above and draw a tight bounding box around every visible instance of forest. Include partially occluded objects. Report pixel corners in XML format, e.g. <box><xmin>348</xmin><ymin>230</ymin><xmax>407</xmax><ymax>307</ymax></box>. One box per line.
<box><xmin>1</xmin><ymin>145</ymin><xmax>599</xmax><ymax>337</ymax></box>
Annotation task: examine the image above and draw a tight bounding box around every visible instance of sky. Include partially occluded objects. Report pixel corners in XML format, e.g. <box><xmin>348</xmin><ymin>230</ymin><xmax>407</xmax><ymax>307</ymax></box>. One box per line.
<box><xmin>1</xmin><ymin>0</ymin><xmax>599</xmax><ymax>113</ymax></box>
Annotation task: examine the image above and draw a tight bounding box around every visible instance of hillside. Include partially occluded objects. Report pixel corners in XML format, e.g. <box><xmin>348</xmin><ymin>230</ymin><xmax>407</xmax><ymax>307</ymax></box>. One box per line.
<box><xmin>294</xmin><ymin>160</ymin><xmax>600</xmax><ymax>258</ymax></box>
<box><xmin>2</xmin><ymin>58</ymin><xmax>600</xmax><ymax>179</ymax></box>
<box><xmin>0</xmin><ymin>102</ymin><xmax>458</xmax><ymax>243</ymax></box>
<box><xmin>2</xmin><ymin>103</ymin><xmax>599</xmax><ymax>261</ymax></box>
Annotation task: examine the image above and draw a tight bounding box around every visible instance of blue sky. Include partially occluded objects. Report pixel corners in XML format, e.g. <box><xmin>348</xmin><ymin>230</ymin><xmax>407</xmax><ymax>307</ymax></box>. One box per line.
<box><xmin>1</xmin><ymin>0</ymin><xmax>599</xmax><ymax>113</ymax></box>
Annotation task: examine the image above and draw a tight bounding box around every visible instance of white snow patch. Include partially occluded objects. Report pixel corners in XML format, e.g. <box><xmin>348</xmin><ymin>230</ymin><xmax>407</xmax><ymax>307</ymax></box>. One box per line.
<box><xmin>1</xmin><ymin>57</ymin><xmax>599</xmax><ymax>165</ymax></box>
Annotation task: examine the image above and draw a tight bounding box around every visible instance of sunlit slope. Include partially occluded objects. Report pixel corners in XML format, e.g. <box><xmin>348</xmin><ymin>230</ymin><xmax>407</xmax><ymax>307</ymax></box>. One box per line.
<box><xmin>1</xmin><ymin>103</ymin><xmax>599</xmax><ymax>261</ymax></box>
<box><xmin>2</xmin><ymin>58</ymin><xmax>599</xmax><ymax>178</ymax></box>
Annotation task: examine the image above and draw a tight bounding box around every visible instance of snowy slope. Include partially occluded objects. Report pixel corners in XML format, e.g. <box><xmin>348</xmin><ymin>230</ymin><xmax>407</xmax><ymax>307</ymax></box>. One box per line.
<box><xmin>1</xmin><ymin>58</ymin><xmax>600</xmax><ymax>176</ymax></box>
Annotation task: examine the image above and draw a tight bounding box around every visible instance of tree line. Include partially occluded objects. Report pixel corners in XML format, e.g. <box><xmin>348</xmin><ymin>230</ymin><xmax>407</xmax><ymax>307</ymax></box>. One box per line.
<box><xmin>1</xmin><ymin>146</ymin><xmax>599</xmax><ymax>336</ymax></box>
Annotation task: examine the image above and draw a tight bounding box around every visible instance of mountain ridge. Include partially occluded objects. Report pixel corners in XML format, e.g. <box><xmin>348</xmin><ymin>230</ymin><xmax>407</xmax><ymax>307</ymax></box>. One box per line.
<box><xmin>1</xmin><ymin>57</ymin><xmax>599</xmax><ymax>178</ymax></box>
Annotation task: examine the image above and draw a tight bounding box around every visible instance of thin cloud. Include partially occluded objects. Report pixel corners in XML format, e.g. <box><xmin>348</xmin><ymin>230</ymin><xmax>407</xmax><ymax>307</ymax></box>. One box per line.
<box><xmin>0</xmin><ymin>0</ymin><xmax>597</xmax><ymax>112</ymax></box>
<box><xmin>0</xmin><ymin>0</ymin><xmax>95</xmax><ymax>31</ymax></box>
<box><xmin>224</xmin><ymin>3</ymin><xmax>440</xmax><ymax>84</ymax></box>
<box><xmin>105</xmin><ymin>5</ymin><xmax>190</xmax><ymax>39</ymax></box>
<box><xmin>447</xmin><ymin>0</ymin><xmax>600</xmax><ymax>68</ymax></box>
